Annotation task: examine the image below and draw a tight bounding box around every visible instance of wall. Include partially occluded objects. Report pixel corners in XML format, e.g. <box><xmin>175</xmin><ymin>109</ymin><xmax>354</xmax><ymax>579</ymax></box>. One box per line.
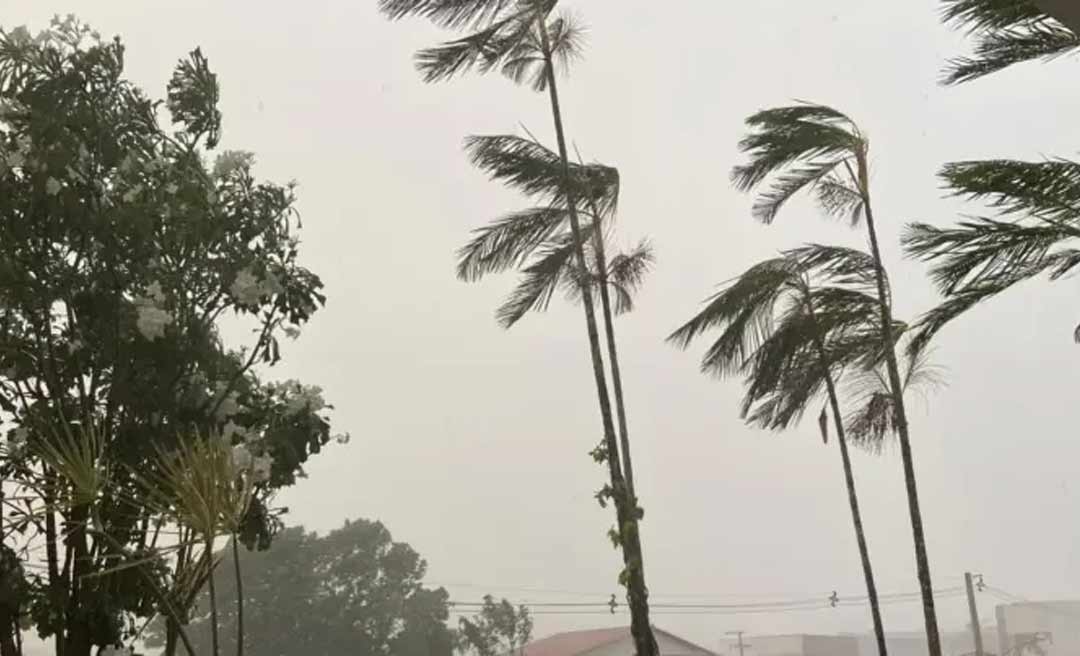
<box><xmin>996</xmin><ymin>602</ymin><xmax>1080</xmax><ymax>656</ymax></box>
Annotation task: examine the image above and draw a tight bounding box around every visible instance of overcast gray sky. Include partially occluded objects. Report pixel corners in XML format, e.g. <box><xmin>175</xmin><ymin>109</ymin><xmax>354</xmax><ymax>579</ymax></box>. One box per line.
<box><xmin>9</xmin><ymin>0</ymin><xmax>1080</xmax><ymax>651</ymax></box>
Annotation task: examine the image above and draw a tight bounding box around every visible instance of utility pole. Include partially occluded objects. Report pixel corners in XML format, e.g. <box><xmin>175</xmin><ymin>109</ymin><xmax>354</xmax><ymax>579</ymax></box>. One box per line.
<box><xmin>726</xmin><ymin>631</ymin><xmax>748</xmax><ymax>656</ymax></box>
<box><xmin>965</xmin><ymin>572</ymin><xmax>985</xmax><ymax>656</ymax></box>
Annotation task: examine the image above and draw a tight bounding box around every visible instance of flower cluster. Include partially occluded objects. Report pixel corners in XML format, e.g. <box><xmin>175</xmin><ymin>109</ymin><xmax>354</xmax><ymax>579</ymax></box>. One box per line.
<box><xmin>229</xmin><ymin>266</ymin><xmax>283</xmax><ymax>308</ymax></box>
<box><xmin>229</xmin><ymin>442</ymin><xmax>273</xmax><ymax>483</ymax></box>
<box><xmin>134</xmin><ymin>280</ymin><xmax>173</xmax><ymax>341</ymax></box>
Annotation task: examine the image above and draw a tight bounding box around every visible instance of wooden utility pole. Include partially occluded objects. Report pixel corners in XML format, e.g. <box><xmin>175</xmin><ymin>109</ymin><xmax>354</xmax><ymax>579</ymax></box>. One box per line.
<box><xmin>965</xmin><ymin>572</ymin><xmax>985</xmax><ymax>656</ymax></box>
<box><xmin>726</xmin><ymin>631</ymin><xmax>748</xmax><ymax>656</ymax></box>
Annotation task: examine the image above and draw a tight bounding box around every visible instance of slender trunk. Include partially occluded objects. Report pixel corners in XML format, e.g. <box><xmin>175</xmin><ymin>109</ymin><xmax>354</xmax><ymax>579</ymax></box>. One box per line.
<box><xmin>0</xmin><ymin>488</ymin><xmax>15</xmax><ymax>656</ymax></box>
<box><xmin>585</xmin><ymin>200</ymin><xmax>636</xmax><ymax>499</ymax></box>
<box><xmin>42</xmin><ymin>473</ymin><xmax>64</xmax><ymax>656</ymax></box>
<box><xmin>232</xmin><ymin>537</ymin><xmax>244</xmax><ymax>656</ymax></box>
<box><xmin>207</xmin><ymin>541</ymin><xmax>220</xmax><ymax>656</ymax></box>
<box><xmin>855</xmin><ymin>151</ymin><xmax>941</xmax><ymax>656</ymax></box>
<box><xmin>803</xmin><ymin>291</ymin><xmax>887</xmax><ymax>656</ymax></box>
<box><xmin>536</xmin><ymin>13</ymin><xmax>656</xmax><ymax>656</ymax></box>
<box><xmin>63</xmin><ymin>505</ymin><xmax>92</xmax><ymax>656</ymax></box>
<box><xmin>0</xmin><ymin>609</ymin><xmax>15</xmax><ymax>656</ymax></box>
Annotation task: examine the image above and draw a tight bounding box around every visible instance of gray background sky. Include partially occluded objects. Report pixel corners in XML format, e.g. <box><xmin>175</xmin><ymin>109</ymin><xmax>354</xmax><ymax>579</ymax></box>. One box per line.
<box><xmin>9</xmin><ymin>0</ymin><xmax>1080</xmax><ymax>651</ymax></box>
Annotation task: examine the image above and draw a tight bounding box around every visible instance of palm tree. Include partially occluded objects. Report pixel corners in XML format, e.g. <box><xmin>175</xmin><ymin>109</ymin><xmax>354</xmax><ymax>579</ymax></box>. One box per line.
<box><xmin>379</xmin><ymin>3</ymin><xmax>658</xmax><ymax>652</ymax></box>
<box><xmin>729</xmin><ymin>103</ymin><xmax>943</xmax><ymax>656</ymax></box>
<box><xmin>456</xmin><ymin>135</ymin><xmax>649</xmax><ymax>497</ymax></box>
<box><xmin>669</xmin><ymin>244</ymin><xmax>896</xmax><ymax>656</ymax></box>
<box><xmin>901</xmin><ymin>3</ymin><xmax>1080</xmax><ymax>348</ymax></box>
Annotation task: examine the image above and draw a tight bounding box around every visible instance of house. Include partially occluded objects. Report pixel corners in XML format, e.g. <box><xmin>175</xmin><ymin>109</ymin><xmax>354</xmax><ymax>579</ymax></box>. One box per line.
<box><xmin>518</xmin><ymin>627</ymin><xmax>716</xmax><ymax>656</ymax></box>
<box><xmin>744</xmin><ymin>633</ymin><xmax>860</xmax><ymax>656</ymax></box>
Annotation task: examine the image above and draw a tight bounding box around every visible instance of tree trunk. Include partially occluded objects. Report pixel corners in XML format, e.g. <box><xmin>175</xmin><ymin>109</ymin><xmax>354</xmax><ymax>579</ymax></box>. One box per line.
<box><xmin>804</xmin><ymin>292</ymin><xmax>887</xmax><ymax>656</ymax></box>
<box><xmin>63</xmin><ymin>504</ymin><xmax>92</xmax><ymax>656</ymax></box>
<box><xmin>0</xmin><ymin>608</ymin><xmax>16</xmax><ymax>656</ymax></box>
<box><xmin>536</xmin><ymin>13</ymin><xmax>657</xmax><ymax>656</ymax></box>
<box><xmin>208</xmin><ymin>541</ymin><xmax>220</xmax><ymax>656</ymax></box>
<box><xmin>232</xmin><ymin>536</ymin><xmax>244</xmax><ymax>656</ymax></box>
<box><xmin>856</xmin><ymin>151</ymin><xmax>941</xmax><ymax>656</ymax></box>
<box><xmin>585</xmin><ymin>200</ymin><xmax>636</xmax><ymax>499</ymax></box>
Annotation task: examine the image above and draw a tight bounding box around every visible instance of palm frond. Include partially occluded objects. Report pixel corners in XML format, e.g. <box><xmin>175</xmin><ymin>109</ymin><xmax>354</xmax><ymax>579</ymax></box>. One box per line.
<box><xmin>500</xmin><ymin>12</ymin><xmax>585</xmax><ymax>91</ymax></box>
<box><xmin>456</xmin><ymin>206</ymin><xmax>569</xmax><ymax>281</ymax></box>
<box><xmin>415</xmin><ymin>10</ymin><xmax>534</xmax><ymax>82</ymax></box>
<box><xmin>814</xmin><ymin>174</ymin><xmax>866</xmax><ymax>225</ymax></box>
<box><xmin>844</xmin><ymin>338</ymin><xmax>944</xmax><ymax>451</ymax></box>
<box><xmin>941</xmin><ymin>0</ymin><xmax>1045</xmax><ymax>31</ymax></box>
<box><xmin>940</xmin><ymin>159</ymin><xmax>1080</xmax><ymax>229</ymax></box>
<box><xmin>943</xmin><ymin>20</ymin><xmax>1080</xmax><ymax>84</ymax></box>
<box><xmin>902</xmin><ymin>218</ymin><xmax>1074</xmax><ymax>294</ymax></box>
<box><xmin>731</xmin><ymin>103</ymin><xmax>861</xmax><ymax>223</ymax></box>
<box><xmin>606</xmin><ymin>239</ymin><xmax>655</xmax><ymax>315</ymax></box>
<box><xmin>750</xmin><ymin>160</ymin><xmax>841</xmax><ymax>224</ymax></box>
<box><xmin>465</xmin><ymin>135</ymin><xmax>618</xmax><ymax>208</ymax></box>
<box><xmin>496</xmin><ymin>225</ymin><xmax>593</xmax><ymax>328</ymax></box>
<box><xmin>785</xmin><ymin>243</ymin><xmax>880</xmax><ymax>292</ymax></box>
<box><xmin>667</xmin><ymin>257</ymin><xmax>801</xmax><ymax>376</ymax></box>
<box><xmin>378</xmin><ymin>0</ymin><xmax>521</xmax><ymax>29</ymax></box>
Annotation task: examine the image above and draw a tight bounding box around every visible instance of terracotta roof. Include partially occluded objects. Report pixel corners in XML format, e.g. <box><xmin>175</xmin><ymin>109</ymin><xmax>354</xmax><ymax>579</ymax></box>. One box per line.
<box><xmin>521</xmin><ymin>627</ymin><xmax>629</xmax><ymax>656</ymax></box>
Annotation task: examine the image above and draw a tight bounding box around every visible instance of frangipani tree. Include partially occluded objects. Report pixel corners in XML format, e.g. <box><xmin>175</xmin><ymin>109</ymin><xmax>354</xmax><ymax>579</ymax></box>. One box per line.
<box><xmin>0</xmin><ymin>18</ymin><xmax>344</xmax><ymax>656</ymax></box>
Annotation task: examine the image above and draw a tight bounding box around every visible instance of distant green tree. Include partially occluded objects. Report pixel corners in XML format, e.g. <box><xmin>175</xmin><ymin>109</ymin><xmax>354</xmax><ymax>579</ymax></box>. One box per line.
<box><xmin>0</xmin><ymin>17</ymin><xmax>342</xmax><ymax>656</ymax></box>
<box><xmin>145</xmin><ymin>520</ymin><xmax>454</xmax><ymax>656</ymax></box>
<box><xmin>456</xmin><ymin>596</ymin><xmax>533</xmax><ymax>656</ymax></box>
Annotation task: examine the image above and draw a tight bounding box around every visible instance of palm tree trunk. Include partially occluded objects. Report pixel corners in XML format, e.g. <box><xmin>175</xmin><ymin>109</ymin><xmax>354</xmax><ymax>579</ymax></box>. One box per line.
<box><xmin>536</xmin><ymin>13</ymin><xmax>657</xmax><ymax>656</ymax></box>
<box><xmin>803</xmin><ymin>291</ymin><xmax>887</xmax><ymax>656</ymax></box>
<box><xmin>585</xmin><ymin>200</ymin><xmax>636</xmax><ymax>499</ymax></box>
<box><xmin>855</xmin><ymin>152</ymin><xmax>941</xmax><ymax>656</ymax></box>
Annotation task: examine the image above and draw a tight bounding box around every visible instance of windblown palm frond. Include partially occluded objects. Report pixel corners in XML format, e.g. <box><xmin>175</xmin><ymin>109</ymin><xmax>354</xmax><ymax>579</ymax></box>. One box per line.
<box><xmin>731</xmin><ymin>102</ymin><xmax>864</xmax><ymax>225</ymax></box>
<box><xmin>605</xmin><ymin>239</ymin><xmax>654</xmax><ymax>315</ymax></box>
<box><xmin>379</xmin><ymin>0</ymin><xmax>545</xmax><ymax>30</ymax></box>
<box><xmin>415</xmin><ymin>10</ymin><xmax>535</xmax><ymax>82</ymax></box>
<box><xmin>495</xmin><ymin>228</ymin><xmax>583</xmax><ymax>328</ymax></box>
<box><xmin>785</xmin><ymin>243</ymin><xmax>880</xmax><ymax>293</ymax></box>
<box><xmin>500</xmin><ymin>12</ymin><xmax>585</xmax><ymax>91</ymax></box>
<box><xmin>844</xmin><ymin>342</ymin><xmax>945</xmax><ymax>451</ymax></box>
<box><xmin>902</xmin><ymin>157</ymin><xmax>1080</xmax><ymax>349</ymax></box>
<box><xmin>465</xmin><ymin>134</ymin><xmax>619</xmax><ymax>210</ymax></box>
<box><xmin>456</xmin><ymin>206</ymin><xmax>570</xmax><ymax>281</ymax></box>
<box><xmin>815</xmin><ymin>175</ymin><xmax>866</xmax><ymax>225</ymax></box>
<box><xmin>940</xmin><ymin>0</ymin><xmax>1080</xmax><ymax>84</ymax></box>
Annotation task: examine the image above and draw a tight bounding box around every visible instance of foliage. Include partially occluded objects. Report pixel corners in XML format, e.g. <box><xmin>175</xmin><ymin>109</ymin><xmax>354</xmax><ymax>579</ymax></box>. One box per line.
<box><xmin>145</xmin><ymin>520</ymin><xmax>454</xmax><ymax>656</ymax></box>
<box><xmin>939</xmin><ymin>0</ymin><xmax>1080</xmax><ymax>84</ymax></box>
<box><xmin>903</xmin><ymin>158</ymin><xmax>1080</xmax><ymax>350</ymax></box>
<box><xmin>456</xmin><ymin>595</ymin><xmax>533</xmax><ymax>656</ymax></box>
<box><xmin>0</xmin><ymin>16</ymin><xmax>342</xmax><ymax>654</ymax></box>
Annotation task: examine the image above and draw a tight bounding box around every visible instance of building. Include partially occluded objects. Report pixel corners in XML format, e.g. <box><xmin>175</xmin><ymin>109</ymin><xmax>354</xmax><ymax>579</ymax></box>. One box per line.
<box><xmin>996</xmin><ymin>601</ymin><xmax>1080</xmax><ymax>655</ymax></box>
<box><xmin>744</xmin><ymin>633</ymin><xmax>860</xmax><ymax>656</ymax></box>
<box><xmin>519</xmin><ymin>627</ymin><xmax>716</xmax><ymax>656</ymax></box>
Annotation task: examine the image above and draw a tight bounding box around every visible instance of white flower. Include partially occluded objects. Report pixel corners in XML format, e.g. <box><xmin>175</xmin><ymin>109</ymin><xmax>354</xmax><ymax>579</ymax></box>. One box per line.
<box><xmin>222</xmin><ymin>420</ymin><xmax>241</xmax><ymax>441</ymax></box>
<box><xmin>66</xmin><ymin>338</ymin><xmax>83</xmax><ymax>354</ymax></box>
<box><xmin>251</xmin><ymin>454</ymin><xmax>273</xmax><ymax>483</ymax></box>
<box><xmin>45</xmin><ymin>177</ymin><xmax>61</xmax><ymax>195</ymax></box>
<box><xmin>230</xmin><ymin>444</ymin><xmax>253</xmax><ymax>472</ymax></box>
<box><xmin>5</xmin><ymin>152</ymin><xmax>24</xmax><ymax>169</ymax></box>
<box><xmin>213</xmin><ymin>150</ymin><xmax>254</xmax><ymax>180</ymax></box>
<box><xmin>165</xmin><ymin>182</ymin><xmax>179</xmax><ymax>195</ymax></box>
<box><xmin>285</xmin><ymin>384</ymin><xmax>325</xmax><ymax>416</ymax></box>
<box><xmin>215</xmin><ymin>393</ymin><xmax>240</xmax><ymax>421</ymax></box>
<box><xmin>135</xmin><ymin>303</ymin><xmax>173</xmax><ymax>341</ymax></box>
<box><xmin>230</xmin><ymin>268</ymin><xmax>262</xmax><ymax>306</ymax></box>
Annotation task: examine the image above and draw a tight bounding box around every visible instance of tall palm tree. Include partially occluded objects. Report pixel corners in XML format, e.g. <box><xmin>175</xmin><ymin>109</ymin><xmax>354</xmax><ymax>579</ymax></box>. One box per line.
<box><xmin>901</xmin><ymin>2</ymin><xmax>1080</xmax><ymax>348</ymax></box>
<box><xmin>456</xmin><ymin>135</ymin><xmax>648</xmax><ymax>497</ymax></box>
<box><xmin>379</xmin><ymin>3</ymin><xmax>658</xmax><ymax>652</ymax></box>
<box><xmin>669</xmin><ymin>244</ymin><xmax>895</xmax><ymax>656</ymax></box>
<box><xmin>729</xmin><ymin>103</ymin><xmax>943</xmax><ymax>656</ymax></box>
